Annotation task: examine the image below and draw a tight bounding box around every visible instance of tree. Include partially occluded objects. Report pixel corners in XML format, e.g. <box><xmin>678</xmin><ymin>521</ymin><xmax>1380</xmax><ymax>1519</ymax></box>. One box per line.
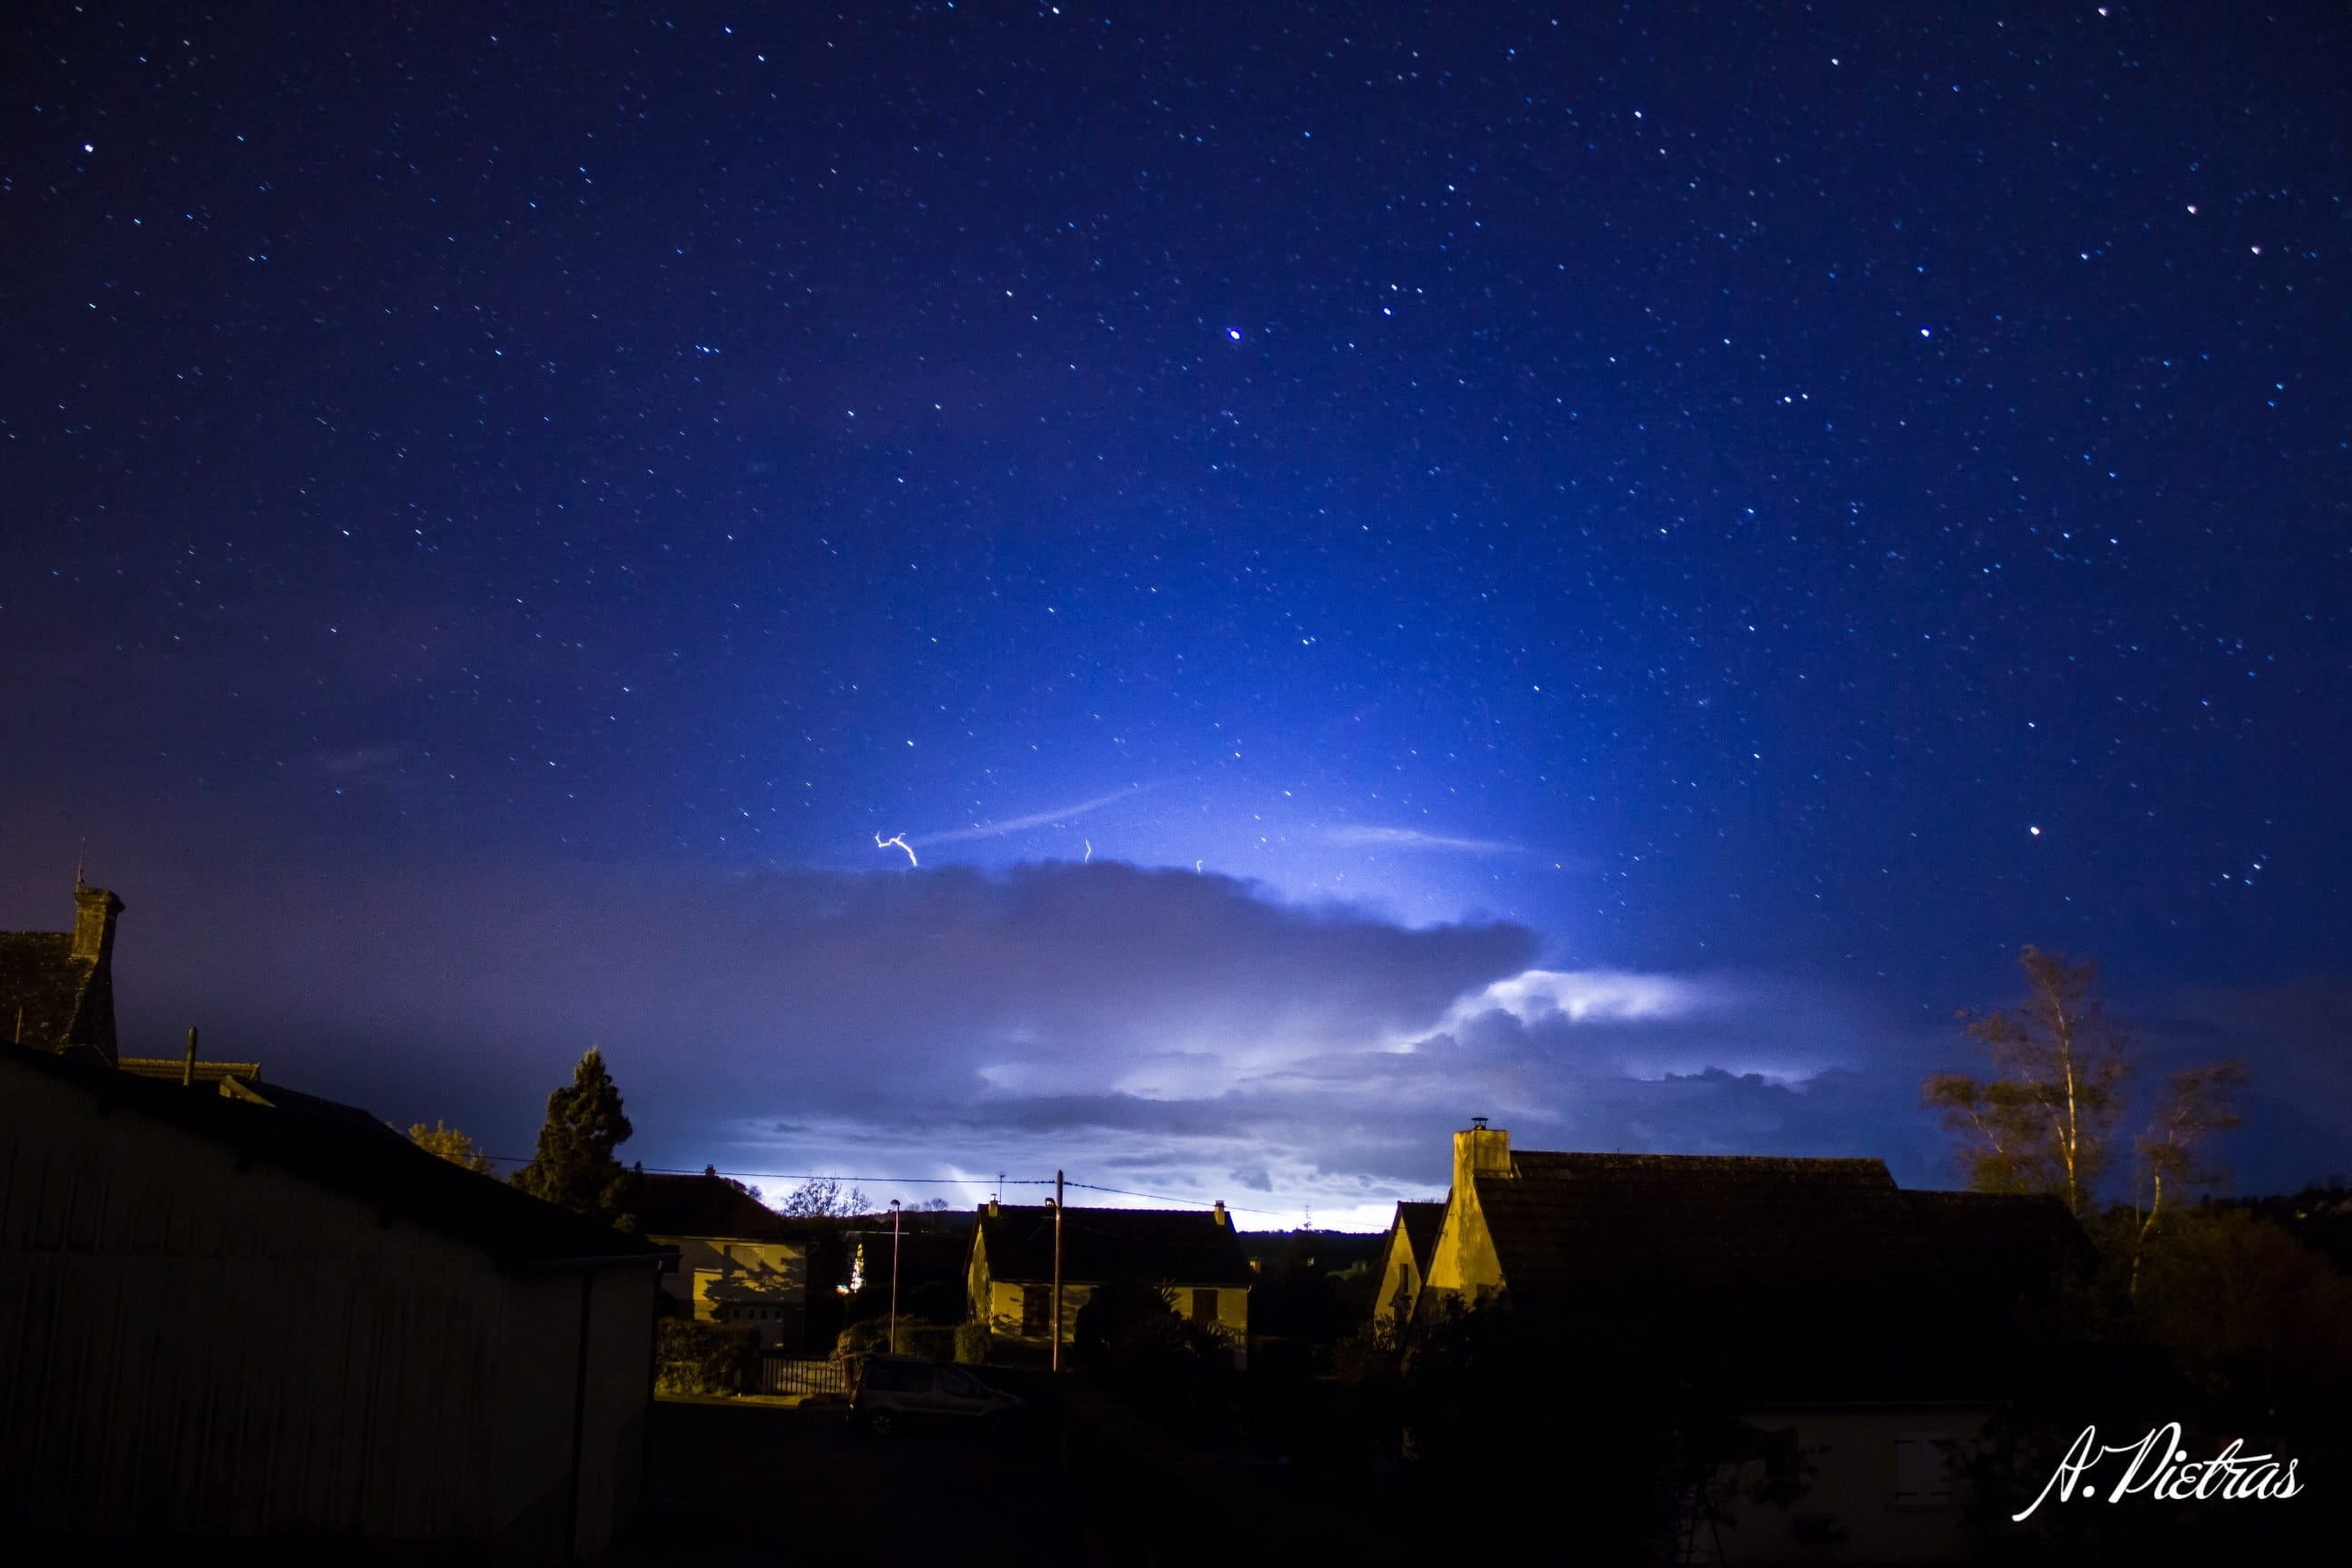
<box><xmin>511</xmin><ymin>1046</ymin><xmax>634</xmax><ymax>1224</ymax></box>
<box><xmin>1924</xmin><ymin>946</ymin><xmax>2132</xmax><ymax>1220</ymax></box>
<box><xmin>1925</xmin><ymin>948</ymin><xmax>2247</xmax><ymax>1254</ymax></box>
<box><xmin>778</xmin><ymin>1175</ymin><xmax>869</xmax><ymax>1218</ymax></box>
<box><xmin>2126</xmin><ymin>1061</ymin><xmax>2249</xmax><ymax>1292</ymax></box>
<box><xmin>407</xmin><ymin>1120</ymin><xmax>495</xmax><ymax>1174</ymax></box>
<box><xmin>2135</xmin><ymin>1206</ymin><xmax>2352</xmax><ymax>1415</ymax></box>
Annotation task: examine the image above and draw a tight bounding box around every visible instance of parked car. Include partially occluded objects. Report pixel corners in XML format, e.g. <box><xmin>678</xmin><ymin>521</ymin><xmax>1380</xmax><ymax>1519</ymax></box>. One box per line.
<box><xmin>849</xmin><ymin>1355</ymin><xmax>1024</xmax><ymax>1437</ymax></box>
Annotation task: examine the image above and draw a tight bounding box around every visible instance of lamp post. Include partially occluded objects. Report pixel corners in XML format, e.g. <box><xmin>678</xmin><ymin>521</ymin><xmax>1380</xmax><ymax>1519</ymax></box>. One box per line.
<box><xmin>1051</xmin><ymin>1170</ymin><xmax>1063</xmax><ymax>1373</ymax></box>
<box><xmin>888</xmin><ymin>1199</ymin><xmax>902</xmax><ymax>1356</ymax></box>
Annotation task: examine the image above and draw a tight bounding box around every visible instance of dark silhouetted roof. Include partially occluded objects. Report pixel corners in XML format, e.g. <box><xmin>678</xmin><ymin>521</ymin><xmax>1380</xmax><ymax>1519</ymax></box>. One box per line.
<box><xmin>1481</xmin><ymin>1152</ymin><xmax>1942</xmax><ymax>1291</ymax></box>
<box><xmin>3</xmin><ymin>1043</ymin><xmax>664</xmax><ymax>1269</ymax></box>
<box><xmin>1904</xmin><ymin>1187</ymin><xmax>2088</xmax><ymax>1312</ymax></box>
<box><xmin>1396</xmin><ymin>1200</ymin><xmax>1446</xmax><ymax>1274</ymax></box>
<box><xmin>0</xmin><ymin>932</ymin><xmax>93</xmax><ymax>1048</ymax></box>
<box><xmin>633</xmin><ymin>1171</ymin><xmax>800</xmax><ymax>1240</ymax></box>
<box><xmin>1455</xmin><ymin>1148</ymin><xmax>2092</xmax><ymax>1401</ymax></box>
<box><xmin>218</xmin><ymin>1073</ymin><xmax>403</xmax><ymax>1133</ymax></box>
<box><xmin>976</xmin><ymin>1204</ymin><xmax>1254</xmax><ymax>1287</ymax></box>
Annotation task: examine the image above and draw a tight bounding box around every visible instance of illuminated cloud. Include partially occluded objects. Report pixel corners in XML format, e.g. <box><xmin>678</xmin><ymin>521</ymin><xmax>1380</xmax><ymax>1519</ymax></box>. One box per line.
<box><xmin>1446</xmin><ymin>967</ymin><xmax>1714</xmax><ymax>1027</ymax></box>
<box><xmin>1323</xmin><ymin>825</ymin><xmax>1520</xmax><ymax>854</ymax></box>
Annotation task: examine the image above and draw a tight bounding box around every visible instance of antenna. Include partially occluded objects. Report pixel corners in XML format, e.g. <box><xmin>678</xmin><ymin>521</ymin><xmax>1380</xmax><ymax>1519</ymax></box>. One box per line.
<box><xmin>74</xmin><ymin>837</ymin><xmax>87</xmax><ymax>889</ymax></box>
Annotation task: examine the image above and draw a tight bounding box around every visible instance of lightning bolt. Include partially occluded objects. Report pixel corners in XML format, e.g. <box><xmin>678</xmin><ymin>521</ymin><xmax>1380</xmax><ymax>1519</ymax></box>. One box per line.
<box><xmin>875</xmin><ymin>832</ymin><xmax>917</xmax><ymax>867</ymax></box>
<box><xmin>1083</xmin><ymin>838</ymin><xmax>1093</xmax><ymax>863</ymax></box>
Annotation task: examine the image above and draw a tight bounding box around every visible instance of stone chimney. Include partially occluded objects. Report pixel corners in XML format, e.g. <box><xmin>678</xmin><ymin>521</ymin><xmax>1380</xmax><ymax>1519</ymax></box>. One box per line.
<box><xmin>1212</xmin><ymin>1200</ymin><xmax>1228</xmax><ymax>1228</ymax></box>
<box><xmin>72</xmin><ymin>885</ymin><xmax>123</xmax><ymax>965</ymax></box>
<box><xmin>1452</xmin><ymin>1118</ymin><xmax>1511</xmax><ymax>1193</ymax></box>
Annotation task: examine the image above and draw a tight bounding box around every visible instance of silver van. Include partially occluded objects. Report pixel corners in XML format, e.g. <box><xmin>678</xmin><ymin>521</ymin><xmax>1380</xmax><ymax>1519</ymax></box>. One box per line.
<box><xmin>848</xmin><ymin>1355</ymin><xmax>1025</xmax><ymax>1437</ymax></box>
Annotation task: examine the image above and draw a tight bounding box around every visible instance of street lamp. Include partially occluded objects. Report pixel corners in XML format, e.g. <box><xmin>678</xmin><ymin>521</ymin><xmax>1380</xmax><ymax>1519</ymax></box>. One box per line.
<box><xmin>888</xmin><ymin>1199</ymin><xmax>902</xmax><ymax>1356</ymax></box>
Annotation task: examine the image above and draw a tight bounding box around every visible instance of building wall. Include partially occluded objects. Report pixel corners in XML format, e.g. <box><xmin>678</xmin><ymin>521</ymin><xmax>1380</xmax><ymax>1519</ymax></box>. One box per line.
<box><xmin>1371</xmin><ymin>1222</ymin><xmax>1422</xmax><ymax>1323</ymax></box>
<box><xmin>1191</xmin><ymin>1283</ymin><xmax>1249</xmax><ymax>1340</ymax></box>
<box><xmin>0</xmin><ymin>1063</ymin><xmax>655</xmax><ymax>1558</ymax></box>
<box><xmin>654</xmin><ymin>1236</ymin><xmax>804</xmax><ymax>1311</ymax></box>
<box><xmin>1711</xmin><ymin>1406</ymin><xmax>1989</xmax><ymax>1564</ymax></box>
<box><xmin>981</xmin><ymin>1278</ymin><xmax>1097</xmax><ymax>1343</ymax></box>
<box><xmin>1422</xmin><ymin>1127</ymin><xmax>1516</xmax><ymax>1310</ymax></box>
<box><xmin>978</xmin><ymin>1279</ymin><xmax>1246</xmax><ymax>1346</ymax></box>
<box><xmin>654</xmin><ymin>1235</ymin><xmax>806</xmax><ymax>1348</ymax></box>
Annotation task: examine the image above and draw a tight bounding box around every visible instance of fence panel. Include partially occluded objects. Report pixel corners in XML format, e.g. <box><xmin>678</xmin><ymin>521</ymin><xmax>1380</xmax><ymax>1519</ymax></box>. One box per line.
<box><xmin>760</xmin><ymin>1356</ymin><xmax>847</xmax><ymax>1396</ymax></box>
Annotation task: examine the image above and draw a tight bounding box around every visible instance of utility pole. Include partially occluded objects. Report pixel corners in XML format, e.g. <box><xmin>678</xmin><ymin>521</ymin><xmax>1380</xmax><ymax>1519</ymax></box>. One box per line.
<box><xmin>181</xmin><ymin>1025</ymin><xmax>199</xmax><ymax>1087</ymax></box>
<box><xmin>1051</xmin><ymin>1170</ymin><xmax>1064</xmax><ymax>1373</ymax></box>
<box><xmin>888</xmin><ymin>1200</ymin><xmax>902</xmax><ymax>1356</ymax></box>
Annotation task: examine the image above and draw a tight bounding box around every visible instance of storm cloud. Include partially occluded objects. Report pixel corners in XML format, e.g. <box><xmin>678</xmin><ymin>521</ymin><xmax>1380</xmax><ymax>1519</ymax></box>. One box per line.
<box><xmin>76</xmin><ymin>853</ymin><xmax>2328</xmax><ymax>1229</ymax></box>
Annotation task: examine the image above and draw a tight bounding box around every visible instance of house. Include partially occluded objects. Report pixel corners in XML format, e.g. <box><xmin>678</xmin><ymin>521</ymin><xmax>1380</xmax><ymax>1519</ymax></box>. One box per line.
<box><xmin>1370</xmin><ymin>1199</ymin><xmax>1446</xmax><ymax>1325</ymax></box>
<box><xmin>844</xmin><ymin>1210</ymin><xmax>978</xmax><ymax>1332</ymax></box>
<box><xmin>0</xmin><ymin>1042</ymin><xmax>671</xmax><ymax>1560</ymax></box>
<box><xmin>2</xmin><ymin>880</ymin><xmax>259</xmax><ymax>1082</ymax></box>
<box><xmin>967</xmin><ymin>1199</ymin><xmax>1255</xmax><ymax>1365</ymax></box>
<box><xmin>633</xmin><ymin>1170</ymin><xmax>811</xmax><ymax>1350</ymax></box>
<box><xmin>1416</xmin><ymin>1122</ymin><xmax>2082</xmax><ymax>1563</ymax></box>
<box><xmin>1</xmin><ymin>882</ymin><xmax>127</xmax><ymax>1063</ymax></box>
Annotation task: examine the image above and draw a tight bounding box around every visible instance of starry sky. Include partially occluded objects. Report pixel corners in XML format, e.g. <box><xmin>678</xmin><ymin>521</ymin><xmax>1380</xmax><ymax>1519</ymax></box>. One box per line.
<box><xmin>5</xmin><ymin>4</ymin><xmax>2347</xmax><ymax>1227</ymax></box>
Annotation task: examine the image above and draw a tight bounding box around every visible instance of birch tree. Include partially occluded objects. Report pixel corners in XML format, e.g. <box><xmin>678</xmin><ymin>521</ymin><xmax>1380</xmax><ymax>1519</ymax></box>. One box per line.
<box><xmin>1923</xmin><ymin>946</ymin><xmax>2130</xmax><ymax>1220</ymax></box>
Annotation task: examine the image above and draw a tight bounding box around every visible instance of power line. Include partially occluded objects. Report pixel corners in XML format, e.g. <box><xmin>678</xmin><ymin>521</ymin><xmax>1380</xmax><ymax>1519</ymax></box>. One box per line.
<box><xmin>1065</xmin><ymin>1181</ymin><xmax>1288</xmax><ymax>1218</ymax></box>
<box><xmin>484</xmin><ymin>1159</ymin><xmax>1054</xmax><ymax>1185</ymax></box>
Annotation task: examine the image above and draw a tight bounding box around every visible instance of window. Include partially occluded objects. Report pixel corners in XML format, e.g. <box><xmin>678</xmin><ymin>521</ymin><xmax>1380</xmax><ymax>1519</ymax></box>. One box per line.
<box><xmin>1191</xmin><ymin>1289</ymin><xmax>1219</xmax><ymax>1324</ymax></box>
<box><xmin>1896</xmin><ymin>1432</ymin><xmax>1953</xmax><ymax>1505</ymax></box>
<box><xmin>865</xmin><ymin>1363</ymin><xmax>933</xmax><ymax>1395</ymax></box>
<box><xmin>1021</xmin><ymin>1284</ymin><xmax>1051</xmax><ymax>1337</ymax></box>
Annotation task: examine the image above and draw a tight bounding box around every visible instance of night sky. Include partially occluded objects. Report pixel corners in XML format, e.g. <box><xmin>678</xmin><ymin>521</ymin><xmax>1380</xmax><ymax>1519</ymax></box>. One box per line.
<box><xmin>6</xmin><ymin>4</ymin><xmax>2347</xmax><ymax>1226</ymax></box>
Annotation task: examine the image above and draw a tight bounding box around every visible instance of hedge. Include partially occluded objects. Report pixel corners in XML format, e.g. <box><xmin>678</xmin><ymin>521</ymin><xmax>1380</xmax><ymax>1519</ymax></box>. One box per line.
<box><xmin>656</xmin><ymin>1318</ymin><xmax>760</xmax><ymax>1396</ymax></box>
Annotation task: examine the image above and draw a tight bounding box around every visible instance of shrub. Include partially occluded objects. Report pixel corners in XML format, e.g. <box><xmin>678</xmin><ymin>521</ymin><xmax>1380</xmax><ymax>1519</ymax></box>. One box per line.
<box><xmin>656</xmin><ymin>1318</ymin><xmax>759</xmax><ymax>1396</ymax></box>
<box><xmin>835</xmin><ymin>1318</ymin><xmax>963</xmax><ymax>1362</ymax></box>
<box><xmin>954</xmin><ymin>1319</ymin><xmax>994</xmax><ymax>1365</ymax></box>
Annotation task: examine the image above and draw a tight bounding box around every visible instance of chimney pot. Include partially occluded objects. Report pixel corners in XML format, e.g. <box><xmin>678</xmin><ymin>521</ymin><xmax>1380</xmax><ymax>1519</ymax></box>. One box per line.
<box><xmin>1212</xmin><ymin>1200</ymin><xmax>1228</xmax><ymax>1227</ymax></box>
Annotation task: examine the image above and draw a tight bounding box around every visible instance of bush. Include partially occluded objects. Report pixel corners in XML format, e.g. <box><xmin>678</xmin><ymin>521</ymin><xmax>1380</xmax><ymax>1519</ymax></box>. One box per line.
<box><xmin>835</xmin><ymin>1318</ymin><xmax>963</xmax><ymax>1362</ymax></box>
<box><xmin>954</xmin><ymin>1319</ymin><xmax>994</xmax><ymax>1365</ymax></box>
<box><xmin>655</xmin><ymin>1318</ymin><xmax>759</xmax><ymax>1396</ymax></box>
<box><xmin>1073</xmin><ymin>1276</ymin><xmax>1236</xmax><ymax>1438</ymax></box>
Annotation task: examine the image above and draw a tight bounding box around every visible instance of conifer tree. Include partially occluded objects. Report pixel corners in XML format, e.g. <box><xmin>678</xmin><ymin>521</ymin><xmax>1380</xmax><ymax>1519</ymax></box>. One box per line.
<box><xmin>513</xmin><ymin>1046</ymin><xmax>635</xmax><ymax>1225</ymax></box>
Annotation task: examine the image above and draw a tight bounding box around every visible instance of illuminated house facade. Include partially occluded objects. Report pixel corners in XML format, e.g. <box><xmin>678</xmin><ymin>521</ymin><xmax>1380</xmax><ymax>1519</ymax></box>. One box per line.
<box><xmin>966</xmin><ymin>1200</ymin><xmax>1254</xmax><ymax>1364</ymax></box>
<box><xmin>1371</xmin><ymin>1199</ymin><xmax>1446</xmax><ymax>1325</ymax></box>
<box><xmin>634</xmin><ymin>1171</ymin><xmax>810</xmax><ymax>1350</ymax></box>
<box><xmin>1419</xmin><ymin>1123</ymin><xmax>2082</xmax><ymax>1563</ymax></box>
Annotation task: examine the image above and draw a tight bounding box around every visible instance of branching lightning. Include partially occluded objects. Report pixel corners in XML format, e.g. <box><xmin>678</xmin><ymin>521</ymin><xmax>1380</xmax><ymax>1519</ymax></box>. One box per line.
<box><xmin>875</xmin><ymin>832</ymin><xmax>917</xmax><ymax>867</ymax></box>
